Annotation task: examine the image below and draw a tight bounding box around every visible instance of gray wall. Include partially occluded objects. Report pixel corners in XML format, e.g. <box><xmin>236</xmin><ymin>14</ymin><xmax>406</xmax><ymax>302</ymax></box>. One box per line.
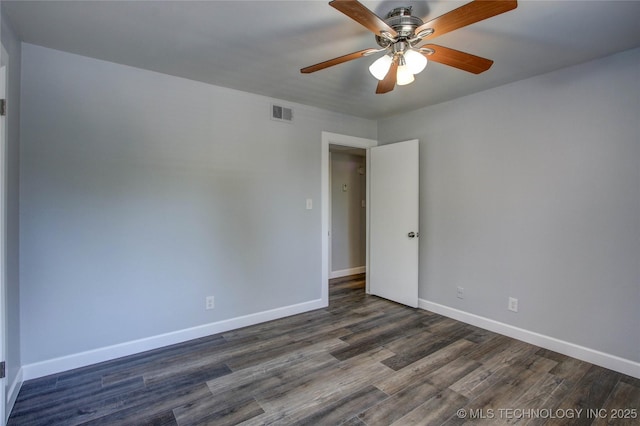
<box><xmin>19</xmin><ymin>44</ymin><xmax>376</xmax><ymax>364</ymax></box>
<box><xmin>1</xmin><ymin>8</ymin><xmax>22</xmax><ymax>400</ymax></box>
<box><xmin>12</xmin><ymin>38</ymin><xmax>640</xmax><ymax>372</ymax></box>
<box><xmin>378</xmin><ymin>47</ymin><xmax>640</xmax><ymax>363</ymax></box>
<box><xmin>330</xmin><ymin>152</ymin><xmax>366</xmax><ymax>273</ymax></box>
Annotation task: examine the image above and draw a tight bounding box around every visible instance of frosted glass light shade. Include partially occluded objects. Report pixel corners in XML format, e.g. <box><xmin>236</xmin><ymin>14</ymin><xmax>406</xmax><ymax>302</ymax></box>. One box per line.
<box><xmin>369</xmin><ymin>55</ymin><xmax>393</xmax><ymax>80</ymax></box>
<box><xmin>404</xmin><ymin>49</ymin><xmax>428</xmax><ymax>74</ymax></box>
<box><xmin>396</xmin><ymin>65</ymin><xmax>415</xmax><ymax>86</ymax></box>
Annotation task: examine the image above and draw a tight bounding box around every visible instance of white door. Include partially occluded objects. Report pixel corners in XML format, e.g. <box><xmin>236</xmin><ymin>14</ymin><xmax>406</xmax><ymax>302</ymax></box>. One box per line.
<box><xmin>368</xmin><ymin>139</ymin><xmax>419</xmax><ymax>307</ymax></box>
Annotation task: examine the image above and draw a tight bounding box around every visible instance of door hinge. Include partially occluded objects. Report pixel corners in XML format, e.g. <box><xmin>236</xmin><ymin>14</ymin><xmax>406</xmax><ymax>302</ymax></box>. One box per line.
<box><xmin>0</xmin><ymin>361</ymin><xmax>5</xmax><ymax>379</ymax></box>
<box><xmin>0</xmin><ymin>99</ymin><xmax>6</xmax><ymax>116</ymax></box>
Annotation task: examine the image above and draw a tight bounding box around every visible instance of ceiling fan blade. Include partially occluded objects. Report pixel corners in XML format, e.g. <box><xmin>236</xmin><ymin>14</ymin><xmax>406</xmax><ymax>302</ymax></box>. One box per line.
<box><xmin>422</xmin><ymin>44</ymin><xmax>493</xmax><ymax>74</ymax></box>
<box><xmin>300</xmin><ymin>48</ymin><xmax>375</xmax><ymax>73</ymax></box>
<box><xmin>415</xmin><ymin>0</ymin><xmax>517</xmax><ymax>40</ymax></box>
<box><xmin>329</xmin><ymin>0</ymin><xmax>398</xmax><ymax>39</ymax></box>
<box><xmin>376</xmin><ymin>59</ymin><xmax>398</xmax><ymax>94</ymax></box>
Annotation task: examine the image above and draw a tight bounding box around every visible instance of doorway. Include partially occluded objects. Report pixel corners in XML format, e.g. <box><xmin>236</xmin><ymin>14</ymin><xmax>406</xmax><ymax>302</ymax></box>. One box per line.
<box><xmin>329</xmin><ymin>145</ymin><xmax>366</xmax><ymax>280</ymax></box>
<box><xmin>321</xmin><ymin>132</ymin><xmax>377</xmax><ymax>306</ymax></box>
<box><xmin>322</xmin><ymin>133</ymin><xmax>420</xmax><ymax>310</ymax></box>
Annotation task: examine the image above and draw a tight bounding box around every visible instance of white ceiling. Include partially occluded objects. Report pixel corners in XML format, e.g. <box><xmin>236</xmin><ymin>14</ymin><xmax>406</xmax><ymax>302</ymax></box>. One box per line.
<box><xmin>3</xmin><ymin>0</ymin><xmax>640</xmax><ymax>120</ymax></box>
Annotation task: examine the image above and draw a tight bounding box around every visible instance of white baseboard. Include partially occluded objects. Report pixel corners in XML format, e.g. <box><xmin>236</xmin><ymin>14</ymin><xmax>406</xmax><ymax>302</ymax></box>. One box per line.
<box><xmin>7</xmin><ymin>367</ymin><xmax>23</xmax><ymax>422</ymax></box>
<box><xmin>329</xmin><ymin>266</ymin><xmax>365</xmax><ymax>279</ymax></box>
<box><xmin>419</xmin><ymin>299</ymin><xmax>640</xmax><ymax>379</ymax></box>
<box><xmin>17</xmin><ymin>296</ymin><xmax>638</xmax><ymax>391</ymax></box>
<box><xmin>22</xmin><ymin>299</ymin><xmax>325</xmax><ymax>381</ymax></box>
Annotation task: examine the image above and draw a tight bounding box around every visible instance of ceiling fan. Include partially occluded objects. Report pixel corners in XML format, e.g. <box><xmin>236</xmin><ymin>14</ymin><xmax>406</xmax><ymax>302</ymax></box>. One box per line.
<box><xmin>301</xmin><ymin>0</ymin><xmax>518</xmax><ymax>94</ymax></box>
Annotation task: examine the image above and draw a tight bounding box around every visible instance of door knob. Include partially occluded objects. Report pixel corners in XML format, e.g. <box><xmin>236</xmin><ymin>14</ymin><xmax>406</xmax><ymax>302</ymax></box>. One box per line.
<box><xmin>408</xmin><ymin>232</ymin><xmax>418</xmax><ymax>238</ymax></box>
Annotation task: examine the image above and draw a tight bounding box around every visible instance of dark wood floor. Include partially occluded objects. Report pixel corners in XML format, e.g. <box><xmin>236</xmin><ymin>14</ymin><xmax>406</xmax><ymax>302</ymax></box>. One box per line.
<box><xmin>9</xmin><ymin>274</ymin><xmax>640</xmax><ymax>425</ymax></box>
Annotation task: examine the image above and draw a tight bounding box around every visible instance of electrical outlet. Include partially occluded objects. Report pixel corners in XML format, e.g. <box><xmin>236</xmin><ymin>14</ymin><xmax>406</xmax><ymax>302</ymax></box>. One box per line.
<box><xmin>457</xmin><ymin>287</ymin><xmax>464</xmax><ymax>299</ymax></box>
<box><xmin>206</xmin><ymin>296</ymin><xmax>215</xmax><ymax>310</ymax></box>
<box><xmin>508</xmin><ymin>297</ymin><xmax>518</xmax><ymax>312</ymax></box>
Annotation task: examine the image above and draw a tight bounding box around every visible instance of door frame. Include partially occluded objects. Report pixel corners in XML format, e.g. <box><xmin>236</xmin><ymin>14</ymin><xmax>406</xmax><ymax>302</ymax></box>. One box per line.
<box><xmin>0</xmin><ymin>48</ymin><xmax>7</xmax><ymax>425</ymax></box>
<box><xmin>321</xmin><ymin>132</ymin><xmax>377</xmax><ymax>306</ymax></box>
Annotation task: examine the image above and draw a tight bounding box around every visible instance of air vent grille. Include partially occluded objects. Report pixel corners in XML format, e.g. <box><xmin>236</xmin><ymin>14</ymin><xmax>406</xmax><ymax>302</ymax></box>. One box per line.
<box><xmin>271</xmin><ymin>104</ymin><xmax>293</xmax><ymax>123</ymax></box>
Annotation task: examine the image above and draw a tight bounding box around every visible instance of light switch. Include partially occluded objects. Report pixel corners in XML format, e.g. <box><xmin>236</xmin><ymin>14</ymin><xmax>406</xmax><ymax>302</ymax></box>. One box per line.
<box><xmin>306</xmin><ymin>198</ymin><xmax>313</xmax><ymax>210</ymax></box>
<box><xmin>342</xmin><ymin>184</ymin><xmax>348</xmax><ymax>192</ymax></box>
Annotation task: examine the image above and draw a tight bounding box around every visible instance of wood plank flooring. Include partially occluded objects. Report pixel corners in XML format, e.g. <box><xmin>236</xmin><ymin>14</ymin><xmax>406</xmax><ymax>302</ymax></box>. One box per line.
<box><xmin>9</xmin><ymin>274</ymin><xmax>639</xmax><ymax>425</ymax></box>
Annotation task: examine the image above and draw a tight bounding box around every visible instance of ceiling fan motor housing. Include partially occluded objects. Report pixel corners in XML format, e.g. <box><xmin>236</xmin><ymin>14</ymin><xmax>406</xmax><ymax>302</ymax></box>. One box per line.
<box><xmin>375</xmin><ymin>7</ymin><xmax>424</xmax><ymax>48</ymax></box>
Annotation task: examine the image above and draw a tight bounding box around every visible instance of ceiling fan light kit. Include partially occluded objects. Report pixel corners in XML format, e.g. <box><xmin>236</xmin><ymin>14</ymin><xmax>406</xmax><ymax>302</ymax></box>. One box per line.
<box><xmin>369</xmin><ymin>54</ymin><xmax>394</xmax><ymax>80</ymax></box>
<box><xmin>370</xmin><ymin>7</ymin><xmax>428</xmax><ymax>84</ymax></box>
<box><xmin>403</xmin><ymin>49</ymin><xmax>428</xmax><ymax>74</ymax></box>
<box><xmin>301</xmin><ymin>0</ymin><xmax>518</xmax><ymax>94</ymax></box>
<box><xmin>396</xmin><ymin>55</ymin><xmax>416</xmax><ymax>86</ymax></box>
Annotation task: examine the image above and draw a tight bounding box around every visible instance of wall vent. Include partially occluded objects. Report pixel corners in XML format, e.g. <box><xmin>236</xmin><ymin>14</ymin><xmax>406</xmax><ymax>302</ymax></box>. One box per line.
<box><xmin>271</xmin><ymin>104</ymin><xmax>293</xmax><ymax>123</ymax></box>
